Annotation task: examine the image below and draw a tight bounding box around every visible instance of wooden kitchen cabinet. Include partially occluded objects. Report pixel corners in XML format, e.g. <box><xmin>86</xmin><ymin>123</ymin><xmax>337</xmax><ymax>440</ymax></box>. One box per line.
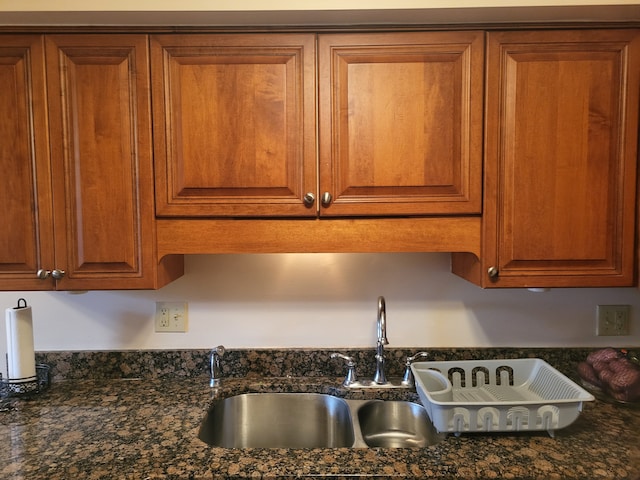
<box><xmin>0</xmin><ymin>35</ymin><xmax>54</xmax><ymax>290</ymax></box>
<box><xmin>317</xmin><ymin>31</ymin><xmax>483</xmax><ymax>216</ymax></box>
<box><xmin>6</xmin><ymin>27</ymin><xmax>639</xmax><ymax>289</ymax></box>
<box><xmin>151</xmin><ymin>33</ymin><xmax>317</xmax><ymax>217</ymax></box>
<box><xmin>44</xmin><ymin>34</ymin><xmax>182</xmax><ymax>290</ymax></box>
<box><xmin>0</xmin><ymin>34</ymin><xmax>183</xmax><ymax>291</ymax></box>
<box><xmin>453</xmin><ymin>29</ymin><xmax>640</xmax><ymax>288</ymax></box>
<box><xmin>151</xmin><ymin>31</ymin><xmax>483</xmax><ymax>217</ymax></box>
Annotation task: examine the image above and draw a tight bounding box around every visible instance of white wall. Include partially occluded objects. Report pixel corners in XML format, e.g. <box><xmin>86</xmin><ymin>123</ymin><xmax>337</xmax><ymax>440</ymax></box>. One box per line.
<box><xmin>1</xmin><ymin>253</ymin><xmax>639</xmax><ymax>351</ymax></box>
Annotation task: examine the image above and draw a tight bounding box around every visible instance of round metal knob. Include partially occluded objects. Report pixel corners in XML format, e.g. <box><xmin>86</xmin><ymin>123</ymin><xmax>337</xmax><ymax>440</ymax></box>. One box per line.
<box><xmin>321</xmin><ymin>192</ymin><xmax>332</xmax><ymax>206</ymax></box>
<box><xmin>487</xmin><ymin>266</ymin><xmax>499</xmax><ymax>279</ymax></box>
<box><xmin>36</xmin><ymin>269</ymin><xmax>51</xmax><ymax>280</ymax></box>
<box><xmin>303</xmin><ymin>192</ymin><xmax>315</xmax><ymax>207</ymax></box>
<box><xmin>51</xmin><ymin>269</ymin><xmax>66</xmax><ymax>280</ymax></box>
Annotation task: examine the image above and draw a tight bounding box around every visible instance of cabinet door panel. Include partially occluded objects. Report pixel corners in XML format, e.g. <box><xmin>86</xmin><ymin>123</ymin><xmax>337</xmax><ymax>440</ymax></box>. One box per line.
<box><xmin>0</xmin><ymin>35</ymin><xmax>53</xmax><ymax>291</ymax></box>
<box><xmin>151</xmin><ymin>34</ymin><xmax>316</xmax><ymax>217</ymax></box>
<box><xmin>46</xmin><ymin>35</ymin><xmax>157</xmax><ymax>289</ymax></box>
<box><xmin>318</xmin><ymin>31</ymin><xmax>483</xmax><ymax>216</ymax></box>
<box><xmin>483</xmin><ymin>30</ymin><xmax>639</xmax><ymax>287</ymax></box>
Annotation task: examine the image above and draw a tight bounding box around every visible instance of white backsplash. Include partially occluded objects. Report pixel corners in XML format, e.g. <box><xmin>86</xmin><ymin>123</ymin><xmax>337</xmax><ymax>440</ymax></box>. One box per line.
<box><xmin>1</xmin><ymin>253</ymin><xmax>639</xmax><ymax>351</ymax></box>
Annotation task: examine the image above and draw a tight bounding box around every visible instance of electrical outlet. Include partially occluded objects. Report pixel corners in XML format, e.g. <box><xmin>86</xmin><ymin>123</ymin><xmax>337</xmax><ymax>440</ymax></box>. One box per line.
<box><xmin>596</xmin><ymin>305</ymin><xmax>630</xmax><ymax>336</ymax></box>
<box><xmin>155</xmin><ymin>302</ymin><xmax>188</xmax><ymax>332</ymax></box>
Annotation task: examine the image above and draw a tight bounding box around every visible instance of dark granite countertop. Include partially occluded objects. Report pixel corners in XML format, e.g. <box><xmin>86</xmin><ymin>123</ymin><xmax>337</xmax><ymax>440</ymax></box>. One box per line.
<box><xmin>1</xmin><ymin>373</ymin><xmax>639</xmax><ymax>480</ymax></box>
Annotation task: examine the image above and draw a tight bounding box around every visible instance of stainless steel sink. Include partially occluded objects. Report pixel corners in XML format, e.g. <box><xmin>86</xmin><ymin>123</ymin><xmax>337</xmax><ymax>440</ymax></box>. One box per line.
<box><xmin>357</xmin><ymin>400</ymin><xmax>446</xmax><ymax>448</ymax></box>
<box><xmin>198</xmin><ymin>393</ymin><xmax>355</xmax><ymax>448</ymax></box>
<box><xmin>199</xmin><ymin>392</ymin><xmax>447</xmax><ymax>449</ymax></box>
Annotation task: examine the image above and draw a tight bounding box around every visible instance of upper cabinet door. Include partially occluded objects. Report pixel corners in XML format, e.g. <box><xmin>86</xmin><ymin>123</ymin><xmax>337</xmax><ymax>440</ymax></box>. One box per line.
<box><xmin>0</xmin><ymin>35</ymin><xmax>54</xmax><ymax>290</ymax></box>
<box><xmin>45</xmin><ymin>34</ymin><xmax>160</xmax><ymax>290</ymax></box>
<box><xmin>151</xmin><ymin>34</ymin><xmax>317</xmax><ymax>217</ymax></box>
<box><xmin>481</xmin><ymin>29</ymin><xmax>640</xmax><ymax>287</ymax></box>
<box><xmin>318</xmin><ymin>31</ymin><xmax>484</xmax><ymax>216</ymax></box>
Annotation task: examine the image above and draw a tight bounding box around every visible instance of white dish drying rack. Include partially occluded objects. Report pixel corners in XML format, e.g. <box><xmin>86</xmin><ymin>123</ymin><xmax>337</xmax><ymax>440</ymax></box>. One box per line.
<box><xmin>411</xmin><ymin>359</ymin><xmax>594</xmax><ymax>437</ymax></box>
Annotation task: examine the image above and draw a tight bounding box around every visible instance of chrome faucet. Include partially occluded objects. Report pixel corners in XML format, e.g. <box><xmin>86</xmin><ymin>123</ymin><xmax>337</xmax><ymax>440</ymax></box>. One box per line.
<box><xmin>332</xmin><ymin>296</ymin><xmax>413</xmax><ymax>389</ymax></box>
<box><xmin>209</xmin><ymin>345</ymin><xmax>226</xmax><ymax>387</ymax></box>
<box><xmin>373</xmin><ymin>296</ymin><xmax>389</xmax><ymax>384</ymax></box>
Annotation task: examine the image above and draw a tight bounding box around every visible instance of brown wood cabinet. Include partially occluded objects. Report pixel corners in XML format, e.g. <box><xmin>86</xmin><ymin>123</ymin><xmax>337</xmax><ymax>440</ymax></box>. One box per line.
<box><xmin>0</xmin><ymin>35</ymin><xmax>53</xmax><ymax>291</ymax></box>
<box><xmin>453</xmin><ymin>29</ymin><xmax>640</xmax><ymax>288</ymax></box>
<box><xmin>0</xmin><ymin>34</ymin><xmax>182</xmax><ymax>291</ymax></box>
<box><xmin>3</xmin><ymin>28</ymin><xmax>638</xmax><ymax>291</ymax></box>
<box><xmin>151</xmin><ymin>31</ymin><xmax>484</xmax><ymax>217</ymax></box>
<box><xmin>151</xmin><ymin>33</ymin><xmax>317</xmax><ymax>217</ymax></box>
<box><xmin>318</xmin><ymin>31</ymin><xmax>483</xmax><ymax>216</ymax></box>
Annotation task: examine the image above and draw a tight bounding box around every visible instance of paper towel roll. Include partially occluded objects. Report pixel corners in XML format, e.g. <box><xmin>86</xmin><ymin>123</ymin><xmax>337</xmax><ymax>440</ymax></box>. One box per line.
<box><xmin>5</xmin><ymin>298</ymin><xmax>36</xmax><ymax>384</ymax></box>
<box><xmin>0</xmin><ymin>311</ymin><xmax>6</xmax><ymax>379</ymax></box>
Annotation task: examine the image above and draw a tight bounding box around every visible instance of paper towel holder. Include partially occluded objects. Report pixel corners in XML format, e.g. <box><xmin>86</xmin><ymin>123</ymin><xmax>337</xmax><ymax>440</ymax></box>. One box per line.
<box><xmin>3</xmin><ymin>298</ymin><xmax>50</xmax><ymax>399</ymax></box>
<box><xmin>0</xmin><ymin>364</ymin><xmax>50</xmax><ymax>398</ymax></box>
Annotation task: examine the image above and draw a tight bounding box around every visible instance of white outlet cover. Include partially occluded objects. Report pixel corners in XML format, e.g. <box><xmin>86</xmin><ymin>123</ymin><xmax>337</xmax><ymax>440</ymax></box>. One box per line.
<box><xmin>155</xmin><ymin>301</ymin><xmax>188</xmax><ymax>333</ymax></box>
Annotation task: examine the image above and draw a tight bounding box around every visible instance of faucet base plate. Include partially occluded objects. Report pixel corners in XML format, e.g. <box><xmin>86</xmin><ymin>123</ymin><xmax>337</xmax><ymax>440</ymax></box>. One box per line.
<box><xmin>341</xmin><ymin>378</ymin><xmax>411</xmax><ymax>389</ymax></box>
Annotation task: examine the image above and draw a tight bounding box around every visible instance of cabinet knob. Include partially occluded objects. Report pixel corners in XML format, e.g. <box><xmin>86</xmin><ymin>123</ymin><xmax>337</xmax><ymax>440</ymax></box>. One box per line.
<box><xmin>303</xmin><ymin>192</ymin><xmax>316</xmax><ymax>207</ymax></box>
<box><xmin>36</xmin><ymin>269</ymin><xmax>51</xmax><ymax>280</ymax></box>
<box><xmin>321</xmin><ymin>192</ymin><xmax>332</xmax><ymax>206</ymax></box>
<box><xmin>487</xmin><ymin>266</ymin><xmax>499</xmax><ymax>279</ymax></box>
<box><xmin>52</xmin><ymin>269</ymin><xmax>66</xmax><ymax>280</ymax></box>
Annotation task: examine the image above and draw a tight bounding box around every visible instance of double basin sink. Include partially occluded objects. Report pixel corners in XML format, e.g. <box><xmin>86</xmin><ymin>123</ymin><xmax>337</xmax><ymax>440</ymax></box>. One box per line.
<box><xmin>198</xmin><ymin>392</ymin><xmax>446</xmax><ymax>448</ymax></box>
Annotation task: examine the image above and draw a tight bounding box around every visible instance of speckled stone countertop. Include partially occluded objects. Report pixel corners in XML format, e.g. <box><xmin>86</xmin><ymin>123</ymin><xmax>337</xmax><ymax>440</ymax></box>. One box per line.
<box><xmin>1</xmin><ymin>348</ymin><xmax>640</xmax><ymax>479</ymax></box>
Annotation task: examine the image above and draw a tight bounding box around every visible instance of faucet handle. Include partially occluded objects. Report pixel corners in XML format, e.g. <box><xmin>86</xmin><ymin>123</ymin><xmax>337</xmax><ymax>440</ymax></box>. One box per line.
<box><xmin>401</xmin><ymin>351</ymin><xmax>430</xmax><ymax>387</ymax></box>
<box><xmin>330</xmin><ymin>353</ymin><xmax>358</xmax><ymax>387</ymax></box>
<box><xmin>209</xmin><ymin>345</ymin><xmax>226</xmax><ymax>388</ymax></box>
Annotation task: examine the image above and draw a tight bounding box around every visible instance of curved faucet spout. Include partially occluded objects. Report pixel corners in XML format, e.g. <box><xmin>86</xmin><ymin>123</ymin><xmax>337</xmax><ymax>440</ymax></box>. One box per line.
<box><xmin>374</xmin><ymin>296</ymin><xmax>389</xmax><ymax>384</ymax></box>
<box><xmin>377</xmin><ymin>296</ymin><xmax>388</xmax><ymax>345</ymax></box>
